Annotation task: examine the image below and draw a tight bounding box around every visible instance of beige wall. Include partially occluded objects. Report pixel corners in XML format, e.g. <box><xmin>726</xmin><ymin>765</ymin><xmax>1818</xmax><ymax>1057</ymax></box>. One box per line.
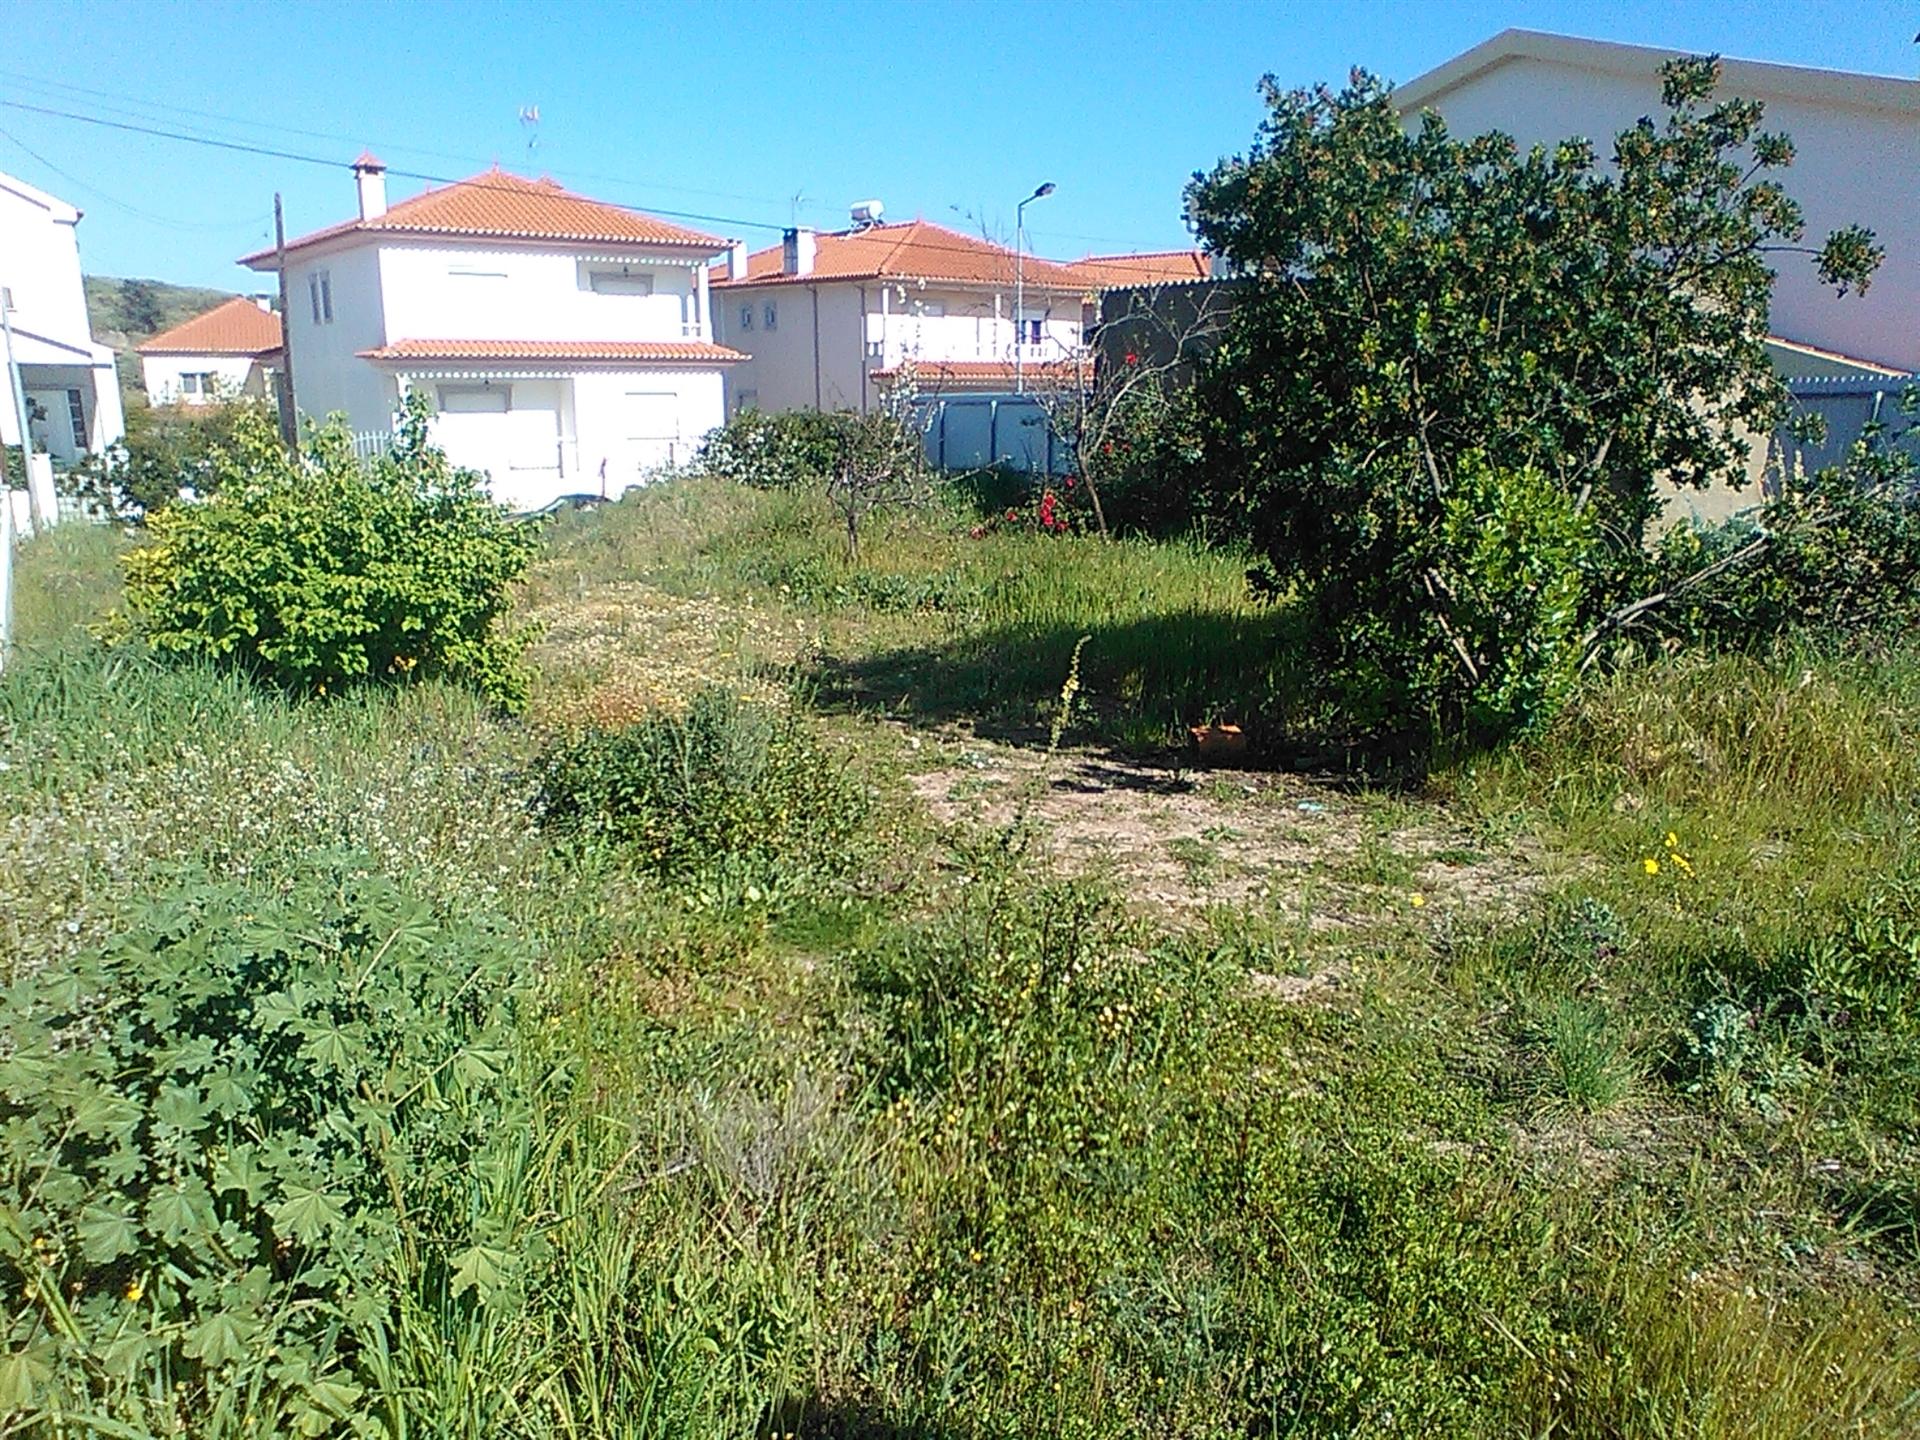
<box><xmin>1407</xmin><ymin>55</ymin><xmax>1919</xmax><ymax>370</ymax></box>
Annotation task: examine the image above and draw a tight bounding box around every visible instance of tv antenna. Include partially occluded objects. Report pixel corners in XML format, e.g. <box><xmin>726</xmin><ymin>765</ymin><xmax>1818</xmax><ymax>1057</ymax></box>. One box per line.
<box><xmin>518</xmin><ymin>105</ymin><xmax>541</xmax><ymax>155</ymax></box>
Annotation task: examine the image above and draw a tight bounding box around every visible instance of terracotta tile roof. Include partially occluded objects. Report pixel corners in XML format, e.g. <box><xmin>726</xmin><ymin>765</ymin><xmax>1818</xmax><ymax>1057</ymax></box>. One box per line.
<box><xmin>711</xmin><ymin>220</ymin><xmax>1091</xmax><ymax>290</ymax></box>
<box><xmin>357</xmin><ymin>338</ymin><xmax>748</xmax><ymax>364</ymax></box>
<box><xmin>869</xmin><ymin>358</ymin><xmax>1090</xmax><ymax>388</ymax></box>
<box><xmin>136</xmin><ymin>297</ymin><xmax>284</xmax><ymax>356</ymax></box>
<box><xmin>240</xmin><ymin>168</ymin><xmax>726</xmax><ymax>267</ymax></box>
<box><xmin>1060</xmin><ymin>250</ymin><xmax>1213</xmax><ymax>288</ymax></box>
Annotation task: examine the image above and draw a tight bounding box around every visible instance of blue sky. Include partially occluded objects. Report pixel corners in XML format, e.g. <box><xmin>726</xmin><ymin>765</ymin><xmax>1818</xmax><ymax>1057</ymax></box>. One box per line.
<box><xmin>3</xmin><ymin>0</ymin><xmax>1915</xmax><ymax>291</ymax></box>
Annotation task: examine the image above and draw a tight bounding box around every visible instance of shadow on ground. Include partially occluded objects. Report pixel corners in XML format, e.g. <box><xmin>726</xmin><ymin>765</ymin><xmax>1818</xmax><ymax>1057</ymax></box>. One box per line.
<box><xmin>807</xmin><ymin>610</ymin><xmax>1310</xmax><ymax>756</ymax></box>
<box><xmin>759</xmin><ymin>1396</ymin><xmax>954</xmax><ymax>1440</ymax></box>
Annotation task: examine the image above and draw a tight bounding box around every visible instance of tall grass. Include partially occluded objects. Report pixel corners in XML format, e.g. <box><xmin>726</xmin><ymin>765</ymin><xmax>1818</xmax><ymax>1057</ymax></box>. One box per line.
<box><xmin>8</xmin><ymin>497</ymin><xmax>1920</xmax><ymax>1437</ymax></box>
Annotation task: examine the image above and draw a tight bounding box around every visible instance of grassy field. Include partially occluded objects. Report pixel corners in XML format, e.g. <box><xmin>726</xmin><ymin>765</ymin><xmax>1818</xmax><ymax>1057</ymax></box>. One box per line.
<box><xmin>5</xmin><ymin>482</ymin><xmax>1918</xmax><ymax>1437</ymax></box>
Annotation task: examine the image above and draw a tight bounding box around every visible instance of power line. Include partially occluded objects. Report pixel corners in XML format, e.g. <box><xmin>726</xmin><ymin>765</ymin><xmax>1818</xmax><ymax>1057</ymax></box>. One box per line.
<box><xmin>0</xmin><ymin>68</ymin><xmax>823</xmax><ymax>214</ymax></box>
<box><xmin>0</xmin><ymin>123</ymin><xmax>271</xmax><ymax>232</ymax></box>
<box><xmin>0</xmin><ymin>98</ymin><xmax>1192</xmax><ymax>275</ymax></box>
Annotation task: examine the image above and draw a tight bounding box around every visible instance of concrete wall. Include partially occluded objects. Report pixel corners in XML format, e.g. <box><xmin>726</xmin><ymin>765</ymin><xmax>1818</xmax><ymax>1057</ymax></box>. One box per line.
<box><xmin>0</xmin><ymin>174</ymin><xmax>93</xmax><ymax>351</ymax></box>
<box><xmin>377</xmin><ymin>244</ymin><xmax>704</xmax><ymax>343</ymax></box>
<box><xmin>1405</xmin><ymin>56</ymin><xmax>1919</xmax><ymax>370</ymax></box>
<box><xmin>713</xmin><ymin>282</ymin><xmax>865</xmax><ymax>414</ymax></box>
<box><xmin>283</xmin><ymin>243</ymin><xmax>394</xmax><ymax>433</ymax></box>
<box><xmin>407</xmin><ymin>367</ymin><xmax>727</xmax><ymax>510</ymax></box>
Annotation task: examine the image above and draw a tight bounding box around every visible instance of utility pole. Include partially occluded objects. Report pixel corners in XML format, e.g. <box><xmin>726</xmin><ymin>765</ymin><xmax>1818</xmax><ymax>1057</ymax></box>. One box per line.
<box><xmin>1013</xmin><ymin>181</ymin><xmax>1055</xmax><ymax>394</ymax></box>
<box><xmin>273</xmin><ymin>193</ymin><xmax>298</xmax><ymax>453</ymax></box>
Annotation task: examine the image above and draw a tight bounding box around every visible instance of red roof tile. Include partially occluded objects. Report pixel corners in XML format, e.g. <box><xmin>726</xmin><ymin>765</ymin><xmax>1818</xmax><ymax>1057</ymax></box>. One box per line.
<box><xmin>240</xmin><ymin>168</ymin><xmax>726</xmax><ymax>267</ymax></box>
<box><xmin>711</xmin><ymin>220</ymin><xmax>1091</xmax><ymax>290</ymax></box>
<box><xmin>136</xmin><ymin>297</ymin><xmax>284</xmax><ymax>357</ymax></box>
<box><xmin>1060</xmin><ymin>250</ymin><xmax>1213</xmax><ymax>288</ymax></box>
<box><xmin>357</xmin><ymin>339</ymin><xmax>748</xmax><ymax>364</ymax></box>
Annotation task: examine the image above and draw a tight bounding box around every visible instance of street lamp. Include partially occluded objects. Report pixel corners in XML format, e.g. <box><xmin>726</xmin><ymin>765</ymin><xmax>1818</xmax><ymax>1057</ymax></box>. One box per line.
<box><xmin>1014</xmin><ymin>181</ymin><xmax>1055</xmax><ymax>393</ymax></box>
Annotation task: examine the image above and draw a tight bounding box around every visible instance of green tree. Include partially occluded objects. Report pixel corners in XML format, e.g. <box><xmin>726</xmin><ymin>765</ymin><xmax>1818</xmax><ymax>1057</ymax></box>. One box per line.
<box><xmin>1184</xmin><ymin>57</ymin><xmax>1881</xmax><ymax>748</ymax></box>
<box><xmin>119</xmin><ymin>278</ymin><xmax>165</xmax><ymax>335</ymax></box>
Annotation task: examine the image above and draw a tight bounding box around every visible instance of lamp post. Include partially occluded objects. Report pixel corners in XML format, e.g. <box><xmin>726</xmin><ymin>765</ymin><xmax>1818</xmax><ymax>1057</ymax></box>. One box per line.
<box><xmin>1013</xmin><ymin>181</ymin><xmax>1054</xmax><ymax>393</ymax></box>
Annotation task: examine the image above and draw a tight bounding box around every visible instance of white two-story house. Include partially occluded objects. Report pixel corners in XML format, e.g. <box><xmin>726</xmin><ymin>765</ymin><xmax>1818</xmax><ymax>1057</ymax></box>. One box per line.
<box><xmin>0</xmin><ymin>169</ymin><xmax>125</xmax><ymax>463</ymax></box>
<box><xmin>710</xmin><ymin>209</ymin><xmax>1209</xmax><ymax>414</ymax></box>
<box><xmin>240</xmin><ymin>155</ymin><xmax>746</xmax><ymax>510</ymax></box>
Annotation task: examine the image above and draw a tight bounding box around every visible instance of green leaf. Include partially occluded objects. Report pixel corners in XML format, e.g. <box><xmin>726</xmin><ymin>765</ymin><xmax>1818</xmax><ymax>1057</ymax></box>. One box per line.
<box><xmin>272</xmin><ymin>1186</ymin><xmax>346</xmax><ymax>1245</ymax></box>
<box><xmin>77</xmin><ymin>1203</ymin><xmax>139</xmax><ymax>1263</ymax></box>
<box><xmin>183</xmin><ymin>1309</ymin><xmax>256</xmax><ymax>1367</ymax></box>
<box><xmin>449</xmin><ymin>1242</ymin><xmax>518</xmax><ymax>1304</ymax></box>
<box><xmin>0</xmin><ymin>1348</ymin><xmax>49</xmax><ymax>1410</ymax></box>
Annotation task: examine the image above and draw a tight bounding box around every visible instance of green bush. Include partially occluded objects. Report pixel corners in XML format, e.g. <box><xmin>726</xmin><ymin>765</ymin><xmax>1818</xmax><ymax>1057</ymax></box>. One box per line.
<box><xmin>121</xmin><ymin>394</ymin><xmax>539</xmax><ymax>710</ymax></box>
<box><xmin>532</xmin><ymin>687</ymin><xmax>867</xmax><ymax>877</ymax></box>
<box><xmin>0</xmin><ymin>858</ymin><xmax>533</xmax><ymax>1434</ymax></box>
<box><xmin>695</xmin><ymin>407</ymin><xmax>852</xmax><ymax>489</ymax></box>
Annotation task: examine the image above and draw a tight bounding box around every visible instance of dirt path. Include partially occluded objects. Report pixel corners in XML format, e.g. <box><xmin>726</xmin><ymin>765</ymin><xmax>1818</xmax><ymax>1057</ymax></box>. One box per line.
<box><xmin>904</xmin><ymin>728</ymin><xmax>1547</xmax><ymax>928</ymax></box>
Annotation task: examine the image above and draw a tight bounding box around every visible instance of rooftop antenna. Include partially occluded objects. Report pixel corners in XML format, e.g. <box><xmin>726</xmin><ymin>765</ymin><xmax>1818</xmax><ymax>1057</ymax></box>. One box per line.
<box><xmin>789</xmin><ymin>190</ymin><xmax>807</xmax><ymax>226</ymax></box>
<box><xmin>518</xmin><ymin>105</ymin><xmax>541</xmax><ymax>157</ymax></box>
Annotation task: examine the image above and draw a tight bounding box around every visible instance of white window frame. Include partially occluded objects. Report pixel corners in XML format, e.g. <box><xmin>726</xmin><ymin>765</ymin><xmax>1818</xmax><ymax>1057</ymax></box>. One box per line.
<box><xmin>309</xmin><ymin>270</ymin><xmax>334</xmax><ymax>325</ymax></box>
<box><xmin>436</xmin><ymin>384</ymin><xmax>510</xmax><ymax>414</ymax></box>
<box><xmin>738</xmin><ymin>303</ymin><xmax>754</xmax><ymax>332</ymax></box>
<box><xmin>762</xmin><ymin>301</ymin><xmax>778</xmax><ymax>331</ymax></box>
<box><xmin>586</xmin><ymin>265</ymin><xmax>655</xmax><ymax>296</ymax></box>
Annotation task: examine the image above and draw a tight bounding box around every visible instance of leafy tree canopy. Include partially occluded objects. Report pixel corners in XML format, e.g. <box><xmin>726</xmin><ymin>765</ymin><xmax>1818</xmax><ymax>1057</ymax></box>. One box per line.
<box><xmin>1184</xmin><ymin>57</ymin><xmax>1882</xmax><ymax>749</ymax></box>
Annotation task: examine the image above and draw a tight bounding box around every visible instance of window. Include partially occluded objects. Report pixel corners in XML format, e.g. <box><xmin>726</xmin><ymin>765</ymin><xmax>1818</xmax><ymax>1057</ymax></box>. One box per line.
<box><xmin>1021</xmin><ymin>318</ymin><xmax>1043</xmax><ymax>345</ymax></box>
<box><xmin>739</xmin><ymin>304</ymin><xmax>754</xmax><ymax>332</ymax></box>
<box><xmin>179</xmin><ymin>372</ymin><xmax>217</xmax><ymax>397</ymax></box>
<box><xmin>437</xmin><ymin>384</ymin><xmax>509</xmax><ymax>413</ymax></box>
<box><xmin>588</xmin><ymin>267</ymin><xmax>654</xmax><ymax>296</ymax></box>
<box><xmin>309</xmin><ymin>270</ymin><xmax>334</xmax><ymax>324</ymax></box>
<box><xmin>762</xmin><ymin>301</ymin><xmax>777</xmax><ymax>331</ymax></box>
<box><xmin>65</xmin><ymin>388</ymin><xmax>86</xmax><ymax>449</ymax></box>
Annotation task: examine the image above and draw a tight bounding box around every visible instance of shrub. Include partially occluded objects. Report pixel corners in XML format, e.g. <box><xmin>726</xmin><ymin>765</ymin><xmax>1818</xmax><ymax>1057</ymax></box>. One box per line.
<box><xmin>695</xmin><ymin>408</ymin><xmax>852</xmax><ymax>489</ymax></box>
<box><xmin>532</xmin><ymin>687</ymin><xmax>866</xmax><ymax>877</ymax></box>
<box><xmin>66</xmin><ymin>397</ymin><xmax>272</xmax><ymax>520</ymax></box>
<box><xmin>0</xmin><ymin>858</ymin><xmax>533</xmax><ymax>1433</ymax></box>
<box><xmin>1642</xmin><ymin>393</ymin><xmax>1920</xmax><ymax>654</ymax></box>
<box><xmin>121</xmin><ymin>394</ymin><xmax>539</xmax><ymax>710</ymax></box>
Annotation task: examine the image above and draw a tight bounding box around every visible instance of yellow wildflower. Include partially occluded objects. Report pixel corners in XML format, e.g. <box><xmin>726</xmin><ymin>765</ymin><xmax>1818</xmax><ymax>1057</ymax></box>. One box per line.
<box><xmin>124</xmin><ymin>1280</ymin><xmax>143</xmax><ymax>1303</ymax></box>
<box><xmin>1642</xmin><ymin>857</ymin><xmax>1661</xmax><ymax>875</ymax></box>
<box><xmin>1665</xmin><ymin>831</ymin><xmax>1680</xmax><ymax>850</ymax></box>
<box><xmin>1409</xmin><ymin>893</ymin><xmax>1426</xmax><ymax>908</ymax></box>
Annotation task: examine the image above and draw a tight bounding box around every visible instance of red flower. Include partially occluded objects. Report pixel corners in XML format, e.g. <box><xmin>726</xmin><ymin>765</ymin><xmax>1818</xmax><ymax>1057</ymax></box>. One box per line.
<box><xmin>1005</xmin><ymin>508</ymin><xmax>1018</xmax><ymax>522</ymax></box>
<box><xmin>1124</xmin><ymin>351</ymin><xmax>1139</xmax><ymax>365</ymax></box>
<box><xmin>1065</xmin><ymin>476</ymin><xmax>1076</xmax><ymax>489</ymax></box>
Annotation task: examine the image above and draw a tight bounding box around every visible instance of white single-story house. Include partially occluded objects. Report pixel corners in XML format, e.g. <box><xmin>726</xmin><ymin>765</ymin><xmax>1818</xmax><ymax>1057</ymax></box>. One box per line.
<box><xmin>0</xmin><ymin>169</ymin><xmax>126</xmax><ymax>463</ymax></box>
<box><xmin>137</xmin><ymin>296</ymin><xmax>284</xmax><ymax>406</ymax></box>
<box><xmin>238</xmin><ymin>154</ymin><xmax>746</xmax><ymax>510</ymax></box>
<box><xmin>1396</xmin><ymin>29</ymin><xmax>1919</xmax><ymax>373</ymax></box>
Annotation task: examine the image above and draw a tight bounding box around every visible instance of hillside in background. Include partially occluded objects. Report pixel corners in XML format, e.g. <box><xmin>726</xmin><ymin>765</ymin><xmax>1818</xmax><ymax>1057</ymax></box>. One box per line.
<box><xmin>85</xmin><ymin>275</ymin><xmax>240</xmax><ymax>409</ymax></box>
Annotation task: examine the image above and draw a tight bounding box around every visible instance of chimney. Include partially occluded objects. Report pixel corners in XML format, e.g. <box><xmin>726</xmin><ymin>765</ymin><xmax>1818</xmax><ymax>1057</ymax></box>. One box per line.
<box><xmin>253</xmin><ymin>295</ymin><xmax>273</xmax><ymax>312</ymax></box>
<box><xmin>729</xmin><ymin>239</ymin><xmax>751</xmax><ymax>281</ymax></box>
<box><xmin>782</xmin><ymin>226</ymin><xmax>816</xmax><ymax>277</ymax></box>
<box><xmin>353</xmin><ymin>150</ymin><xmax>388</xmax><ymax>221</ymax></box>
